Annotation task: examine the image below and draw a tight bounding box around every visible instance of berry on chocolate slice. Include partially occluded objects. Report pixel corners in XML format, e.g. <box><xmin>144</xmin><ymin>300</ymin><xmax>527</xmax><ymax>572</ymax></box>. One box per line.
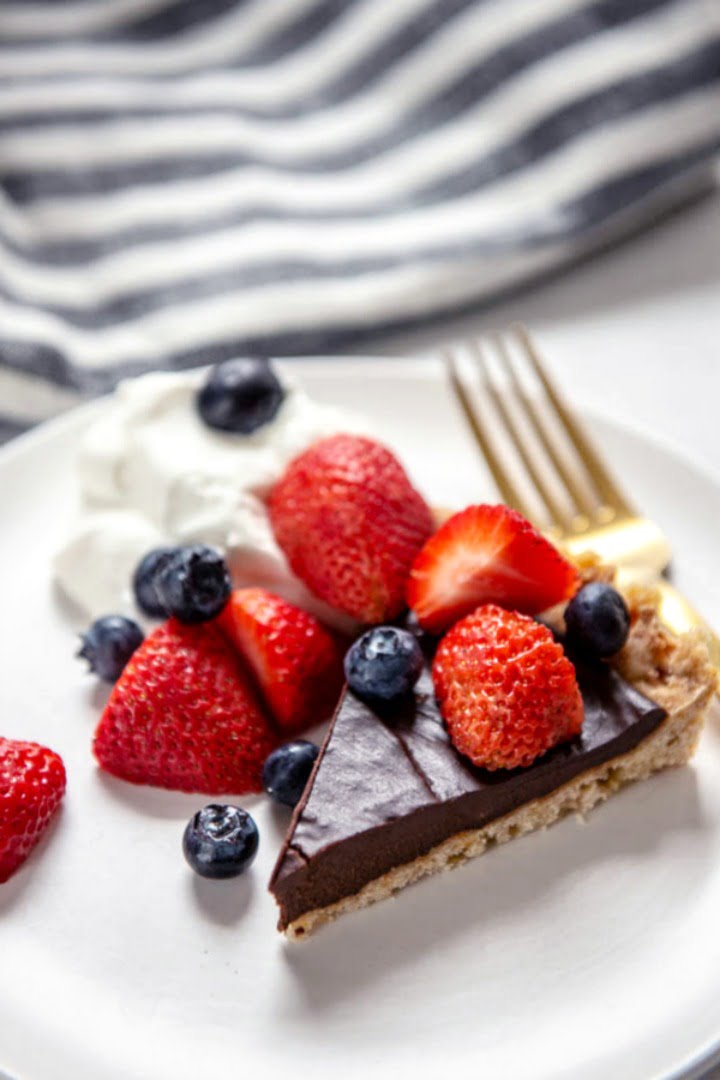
<box><xmin>183</xmin><ymin>804</ymin><xmax>259</xmax><ymax>879</ymax></box>
<box><xmin>564</xmin><ymin>582</ymin><xmax>630</xmax><ymax>659</ymax></box>
<box><xmin>218</xmin><ymin>588</ymin><xmax>343</xmax><ymax>735</ymax></box>
<box><xmin>93</xmin><ymin>619</ymin><xmax>277</xmax><ymax>794</ymax></box>
<box><xmin>269</xmin><ymin>434</ymin><xmax>434</xmax><ymax>624</ymax></box>
<box><xmin>197</xmin><ymin>358</ymin><xmax>284</xmax><ymax>435</ymax></box>
<box><xmin>156</xmin><ymin>545</ymin><xmax>231</xmax><ymax>624</ymax></box>
<box><xmin>344</xmin><ymin>626</ymin><xmax>424</xmax><ymax>705</ymax></box>
<box><xmin>408</xmin><ymin>503</ymin><xmax>578</xmax><ymax>634</ymax></box>
<box><xmin>432</xmin><ymin>604</ymin><xmax>583</xmax><ymax>770</ymax></box>
<box><xmin>0</xmin><ymin>738</ymin><xmax>66</xmax><ymax>883</ymax></box>
<box><xmin>78</xmin><ymin>615</ymin><xmax>144</xmax><ymax>682</ymax></box>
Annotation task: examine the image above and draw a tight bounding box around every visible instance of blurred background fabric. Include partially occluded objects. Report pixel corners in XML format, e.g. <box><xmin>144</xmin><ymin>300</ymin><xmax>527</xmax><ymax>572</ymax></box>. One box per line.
<box><xmin>0</xmin><ymin>0</ymin><xmax>719</xmax><ymax>442</ymax></box>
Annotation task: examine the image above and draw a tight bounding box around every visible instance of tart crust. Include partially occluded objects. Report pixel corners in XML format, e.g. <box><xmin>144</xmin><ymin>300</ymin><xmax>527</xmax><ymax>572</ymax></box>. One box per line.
<box><xmin>284</xmin><ymin>585</ymin><xmax>717</xmax><ymax>940</ymax></box>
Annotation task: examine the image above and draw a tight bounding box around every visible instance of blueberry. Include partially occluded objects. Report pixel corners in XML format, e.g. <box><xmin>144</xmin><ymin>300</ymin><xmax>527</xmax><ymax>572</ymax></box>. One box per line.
<box><xmin>132</xmin><ymin>547</ymin><xmax>175</xmax><ymax>617</ymax></box>
<box><xmin>78</xmin><ymin>615</ymin><xmax>144</xmax><ymax>682</ymax></box>
<box><xmin>183</xmin><ymin>804</ymin><xmax>259</xmax><ymax>879</ymax></box>
<box><xmin>344</xmin><ymin>626</ymin><xmax>424</xmax><ymax>704</ymax></box>
<box><xmin>156</xmin><ymin>545</ymin><xmax>231</xmax><ymax>623</ymax></box>
<box><xmin>262</xmin><ymin>741</ymin><xmax>319</xmax><ymax>808</ymax></box>
<box><xmin>564</xmin><ymin>582</ymin><xmax>630</xmax><ymax>659</ymax></box>
<box><xmin>197</xmin><ymin>358</ymin><xmax>284</xmax><ymax>435</ymax></box>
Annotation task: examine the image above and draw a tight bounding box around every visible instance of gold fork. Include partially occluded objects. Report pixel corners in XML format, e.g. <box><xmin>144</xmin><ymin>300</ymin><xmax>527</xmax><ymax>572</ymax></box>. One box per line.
<box><xmin>444</xmin><ymin>324</ymin><xmax>720</xmax><ymax>676</ymax></box>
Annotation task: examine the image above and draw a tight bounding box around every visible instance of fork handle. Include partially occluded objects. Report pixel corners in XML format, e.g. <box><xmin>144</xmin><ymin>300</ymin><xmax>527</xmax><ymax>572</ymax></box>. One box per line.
<box><xmin>562</xmin><ymin>517</ymin><xmax>672</xmax><ymax>577</ymax></box>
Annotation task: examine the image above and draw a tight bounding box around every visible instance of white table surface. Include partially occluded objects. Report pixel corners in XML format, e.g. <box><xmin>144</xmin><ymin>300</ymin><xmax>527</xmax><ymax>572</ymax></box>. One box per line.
<box><xmin>378</xmin><ymin>185</ymin><xmax>720</xmax><ymax>479</ymax></box>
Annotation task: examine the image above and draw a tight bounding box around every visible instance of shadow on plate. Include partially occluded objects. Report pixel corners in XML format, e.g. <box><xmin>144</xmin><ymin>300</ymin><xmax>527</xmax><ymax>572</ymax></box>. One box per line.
<box><xmin>189</xmin><ymin>871</ymin><xmax>256</xmax><ymax>928</ymax></box>
<box><xmin>94</xmin><ymin>769</ymin><xmax>264</xmax><ymax>822</ymax></box>
<box><xmin>86</xmin><ymin>679</ymin><xmax>112</xmax><ymax>713</ymax></box>
<box><xmin>266</xmin><ymin>800</ymin><xmax>295</xmax><ymax>846</ymax></box>
<box><xmin>0</xmin><ymin>806</ymin><xmax>66</xmax><ymax>916</ymax></box>
<box><xmin>278</xmin><ymin>763</ymin><xmax>710</xmax><ymax>1018</ymax></box>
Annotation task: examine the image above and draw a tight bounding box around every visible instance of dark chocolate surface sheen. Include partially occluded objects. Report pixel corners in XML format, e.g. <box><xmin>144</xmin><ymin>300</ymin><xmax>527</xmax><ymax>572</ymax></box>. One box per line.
<box><xmin>269</xmin><ymin>655</ymin><xmax>666</xmax><ymax>928</ymax></box>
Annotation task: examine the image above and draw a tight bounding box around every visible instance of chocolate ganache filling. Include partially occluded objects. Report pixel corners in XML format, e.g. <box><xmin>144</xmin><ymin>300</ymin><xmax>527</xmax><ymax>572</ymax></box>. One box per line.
<box><xmin>269</xmin><ymin>646</ymin><xmax>666</xmax><ymax>929</ymax></box>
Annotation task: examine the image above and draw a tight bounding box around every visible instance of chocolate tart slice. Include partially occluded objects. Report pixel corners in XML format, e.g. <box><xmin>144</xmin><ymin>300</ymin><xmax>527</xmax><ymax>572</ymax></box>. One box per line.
<box><xmin>270</xmin><ymin>587</ymin><xmax>716</xmax><ymax>938</ymax></box>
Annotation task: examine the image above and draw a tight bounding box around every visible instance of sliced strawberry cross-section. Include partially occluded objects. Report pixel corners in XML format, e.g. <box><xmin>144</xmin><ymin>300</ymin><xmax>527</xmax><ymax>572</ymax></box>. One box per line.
<box><xmin>408</xmin><ymin>503</ymin><xmax>578</xmax><ymax>634</ymax></box>
<box><xmin>218</xmin><ymin>588</ymin><xmax>344</xmax><ymax>735</ymax></box>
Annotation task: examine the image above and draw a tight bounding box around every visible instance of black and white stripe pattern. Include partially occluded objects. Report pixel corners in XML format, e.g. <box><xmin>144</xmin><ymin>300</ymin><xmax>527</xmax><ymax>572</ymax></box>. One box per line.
<box><xmin>1</xmin><ymin>0</ymin><xmax>719</xmax><ymax>439</ymax></box>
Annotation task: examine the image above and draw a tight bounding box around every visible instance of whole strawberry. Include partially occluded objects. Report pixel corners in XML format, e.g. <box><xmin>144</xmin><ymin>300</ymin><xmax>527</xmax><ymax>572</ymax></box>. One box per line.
<box><xmin>409</xmin><ymin>504</ymin><xmax>578</xmax><ymax>634</ymax></box>
<box><xmin>269</xmin><ymin>435</ymin><xmax>434</xmax><ymax>624</ymax></box>
<box><xmin>432</xmin><ymin>605</ymin><xmax>583</xmax><ymax>771</ymax></box>
<box><xmin>93</xmin><ymin>620</ymin><xmax>277</xmax><ymax>794</ymax></box>
<box><xmin>218</xmin><ymin>588</ymin><xmax>344</xmax><ymax>735</ymax></box>
<box><xmin>0</xmin><ymin>738</ymin><xmax>66</xmax><ymax>883</ymax></box>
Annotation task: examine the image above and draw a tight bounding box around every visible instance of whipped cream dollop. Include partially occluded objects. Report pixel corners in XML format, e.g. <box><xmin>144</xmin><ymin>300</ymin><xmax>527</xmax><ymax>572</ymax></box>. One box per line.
<box><xmin>54</xmin><ymin>369</ymin><xmax>370</xmax><ymax>629</ymax></box>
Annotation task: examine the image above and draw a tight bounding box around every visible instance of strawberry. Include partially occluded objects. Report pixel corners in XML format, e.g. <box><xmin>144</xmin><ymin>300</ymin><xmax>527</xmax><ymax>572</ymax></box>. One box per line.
<box><xmin>408</xmin><ymin>504</ymin><xmax>578</xmax><ymax>634</ymax></box>
<box><xmin>93</xmin><ymin>619</ymin><xmax>277</xmax><ymax>794</ymax></box>
<box><xmin>433</xmin><ymin>604</ymin><xmax>583</xmax><ymax>770</ymax></box>
<box><xmin>269</xmin><ymin>434</ymin><xmax>434</xmax><ymax>624</ymax></box>
<box><xmin>218</xmin><ymin>588</ymin><xmax>344</xmax><ymax>735</ymax></box>
<box><xmin>0</xmin><ymin>738</ymin><xmax>66</xmax><ymax>883</ymax></box>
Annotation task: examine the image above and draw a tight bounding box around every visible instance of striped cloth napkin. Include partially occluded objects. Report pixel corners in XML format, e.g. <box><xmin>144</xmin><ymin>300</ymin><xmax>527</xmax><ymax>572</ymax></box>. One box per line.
<box><xmin>1</xmin><ymin>0</ymin><xmax>719</xmax><ymax>442</ymax></box>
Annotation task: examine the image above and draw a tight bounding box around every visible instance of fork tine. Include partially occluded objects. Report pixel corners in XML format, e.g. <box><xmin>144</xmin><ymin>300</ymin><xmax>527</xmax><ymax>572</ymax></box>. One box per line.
<box><xmin>493</xmin><ymin>334</ymin><xmax>598</xmax><ymax>525</ymax></box>
<box><xmin>513</xmin><ymin>324</ymin><xmax>634</xmax><ymax>520</ymax></box>
<box><xmin>474</xmin><ymin>338</ymin><xmax>574</xmax><ymax>529</ymax></box>
<box><xmin>444</xmin><ymin>347</ymin><xmax>535</xmax><ymax>520</ymax></box>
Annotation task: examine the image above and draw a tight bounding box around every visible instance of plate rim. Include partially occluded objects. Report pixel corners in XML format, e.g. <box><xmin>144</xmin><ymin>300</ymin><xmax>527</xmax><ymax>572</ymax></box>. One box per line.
<box><xmin>4</xmin><ymin>357</ymin><xmax>720</xmax><ymax>501</ymax></box>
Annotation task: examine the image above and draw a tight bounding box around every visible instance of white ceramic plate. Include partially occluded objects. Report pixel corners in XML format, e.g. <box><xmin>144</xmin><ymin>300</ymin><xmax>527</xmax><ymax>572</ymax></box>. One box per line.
<box><xmin>2</xmin><ymin>358</ymin><xmax>720</xmax><ymax>1080</ymax></box>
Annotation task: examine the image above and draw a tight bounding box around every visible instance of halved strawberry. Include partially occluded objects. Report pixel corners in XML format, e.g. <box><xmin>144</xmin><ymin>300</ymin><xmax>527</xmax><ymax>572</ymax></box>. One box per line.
<box><xmin>407</xmin><ymin>504</ymin><xmax>578</xmax><ymax>634</ymax></box>
<box><xmin>218</xmin><ymin>588</ymin><xmax>344</xmax><ymax>735</ymax></box>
